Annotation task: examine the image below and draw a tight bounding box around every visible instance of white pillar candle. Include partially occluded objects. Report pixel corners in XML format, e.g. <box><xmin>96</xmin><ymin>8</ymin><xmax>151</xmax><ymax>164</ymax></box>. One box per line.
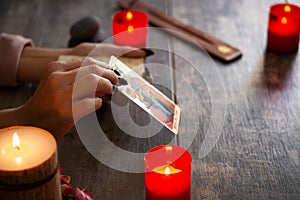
<box><xmin>0</xmin><ymin>126</ymin><xmax>61</xmax><ymax>200</ymax></box>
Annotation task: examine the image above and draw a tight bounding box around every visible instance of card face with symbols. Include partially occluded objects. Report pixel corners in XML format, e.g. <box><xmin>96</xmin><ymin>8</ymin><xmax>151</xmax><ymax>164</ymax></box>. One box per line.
<box><xmin>109</xmin><ymin>56</ymin><xmax>180</xmax><ymax>134</ymax></box>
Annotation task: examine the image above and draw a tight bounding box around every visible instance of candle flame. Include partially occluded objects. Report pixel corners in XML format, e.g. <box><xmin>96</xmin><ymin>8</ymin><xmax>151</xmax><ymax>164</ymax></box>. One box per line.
<box><xmin>153</xmin><ymin>165</ymin><xmax>182</xmax><ymax>174</ymax></box>
<box><xmin>284</xmin><ymin>5</ymin><xmax>291</xmax><ymax>13</ymax></box>
<box><xmin>281</xmin><ymin>17</ymin><xmax>287</xmax><ymax>24</ymax></box>
<box><xmin>12</xmin><ymin>132</ymin><xmax>20</xmax><ymax>150</ymax></box>
<box><xmin>126</xmin><ymin>11</ymin><xmax>133</xmax><ymax>20</ymax></box>
<box><xmin>165</xmin><ymin>166</ymin><xmax>170</xmax><ymax>175</ymax></box>
<box><xmin>15</xmin><ymin>156</ymin><xmax>22</xmax><ymax>165</ymax></box>
<box><xmin>165</xmin><ymin>146</ymin><xmax>172</xmax><ymax>152</ymax></box>
<box><xmin>128</xmin><ymin>25</ymin><xmax>134</xmax><ymax>32</ymax></box>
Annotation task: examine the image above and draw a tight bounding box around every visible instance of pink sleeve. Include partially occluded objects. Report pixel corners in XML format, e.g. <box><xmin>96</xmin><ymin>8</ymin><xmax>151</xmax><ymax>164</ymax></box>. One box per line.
<box><xmin>0</xmin><ymin>33</ymin><xmax>33</xmax><ymax>87</ymax></box>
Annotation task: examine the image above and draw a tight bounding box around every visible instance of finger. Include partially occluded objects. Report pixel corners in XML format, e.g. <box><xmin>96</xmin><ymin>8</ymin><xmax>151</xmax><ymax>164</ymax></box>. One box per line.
<box><xmin>73</xmin><ymin>64</ymin><xmax>118</xmax><ymax>84</ymax></box>
<box><xmin>73</xmin><ymin>97</ymin><xmax>102</xmax><ymax>122</ymax></box>
<box><xmin>41</xmin><ymin>61</ymin><xmax>69</xmax><ymax>84</ymax></box>
<box><xmin>101</xmin><ymin>94</ymin><xmax>111</xmax><ymax>103</ymax></box>
<box><xmin>51</xmin><ymin>60</ymin><xmax>82</xmax><ymax>72</ymax></box>
<box><xmin>81</xmin><ymin>57</ymin><xmax>110</xmax><ymax>69</ymax></box>
<box><xmin>89</xmin><ymin>43</ymin><xmax>146</xmax><ymax>58</ymax></box>
<box><xmin>63</xmin><ymin>64</ymin><xmax>118</xmax><ymax>87</ymax></box>
<box><xmin>72</xmin><ymin>74</ymin><xmax>114</xmax><ymax>99</ymax></box>
<box><xmin>49</xmin><ymin>59</ymin><xmax>117</xmax><ymax>87</ymax></box>
<box><xmin>51</xmin><ymin>57</ymin><xmax>109</xmax><ymax>73</ymax></box>
<box><xmin>63</xmin><ymin>57</ymin><xmax>110</xmax><ymax>70</ymax></box>
<box><xmin>111</xmin><ymin>45</ymin><xmax>146</xmax><ymax>58</ymax></box>
<box><xmin>122</xmin><ymin>47</ymin><xmax>147</xmax><ymax>58</ymax></box>
<box><xmin>71</xmin><ymin>43</ymin><xmax>98</xmax><ymax>55</ymax></box>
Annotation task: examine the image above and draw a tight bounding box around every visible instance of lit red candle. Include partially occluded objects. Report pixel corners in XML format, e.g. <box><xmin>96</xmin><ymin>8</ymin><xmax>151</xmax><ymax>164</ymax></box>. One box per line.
<box><xmin>112</xmin><ymin>10</ymin><xmax>148</xmax><ymax>48</ymax></box>
<box><xmin>267</xmin><ymin>3</ymin><xmax>300</xmax><ymax>54</ymax></box>
<box><xmin>144</xmin><ymin>145</ymin><xmax>192</xmax><ymax>200</ymax></box>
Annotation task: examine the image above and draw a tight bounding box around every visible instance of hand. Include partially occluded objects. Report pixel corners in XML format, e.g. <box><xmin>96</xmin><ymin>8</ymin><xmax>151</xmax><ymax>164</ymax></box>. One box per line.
<box><xmin>18</xmin><ymin>43</ymin><xmax>147</xmax><ymax>83</ymax></box>
<box><xmin>19</xmin><ymin>57</ymin><xmax>118</xmax><ymax>139</ymax></box>
<box><xmin>70</xmin><ymin>42</ymin><xmax>147</xmax><ymax>58</ymax></box>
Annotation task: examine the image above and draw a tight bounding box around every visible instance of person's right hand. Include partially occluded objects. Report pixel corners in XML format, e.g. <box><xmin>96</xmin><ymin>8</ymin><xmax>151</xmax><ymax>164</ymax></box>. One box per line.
<box><xmin>19</xmin><ymin>57</ymin><xmax>118</xmax><ymax>139</ymax></box>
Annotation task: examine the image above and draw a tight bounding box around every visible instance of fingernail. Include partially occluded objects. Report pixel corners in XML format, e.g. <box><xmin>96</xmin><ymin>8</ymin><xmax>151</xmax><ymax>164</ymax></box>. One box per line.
<box><xmin>144</xmin><ymin>67</ymin><xmax>150</xmax><ymax>77</ymax></box>
<box><xmin>112</xmin><ymin>68</ymin><xmax>121</xmax><ymax>76</ymax></box>
<box><xmin>140</xmin><ymin>48</ymin><xmax>155</xmax><ymax>57</ymax></box>
<box><xmin>95</xmin><ymin>97</ymin><xmax>102</xmax><ymax>109</ymax></box>
<box><xmin>118</xmin><ymin>77</ymin><xmax>128</xmax><ymax>85</ymax></box>
<box><xmin>112</xmin><ymin>85</ymin><xmax>119</xmax><ymax>93</ymax></box>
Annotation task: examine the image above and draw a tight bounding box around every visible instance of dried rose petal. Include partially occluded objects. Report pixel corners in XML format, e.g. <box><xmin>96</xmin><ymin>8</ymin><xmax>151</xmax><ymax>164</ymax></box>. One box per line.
<box><xmin>61</xmin><ymin>184</ymin><xmax>74</xmax><ymax>196</ymax></box>
<box><xmin>60</xmin><ymin>175</ymin><xmax>71</xmax><ymax>184</ymax></box>
<box><xmin>59</xmin><ymin>167</ymin><xmax>93</xmax><ymax>200</ymax></box>
<box><xmin>73</xmin><ymin>188</ymin><xmax>93</xmax><ymax>200</ymax></box>
<box><xmin>59</xmin><ymin>167</ymin><xmax>64</xmax><ymax>174</ymax></box>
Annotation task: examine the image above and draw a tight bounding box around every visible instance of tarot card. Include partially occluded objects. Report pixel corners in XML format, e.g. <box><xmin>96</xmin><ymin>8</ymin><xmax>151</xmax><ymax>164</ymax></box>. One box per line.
<box><xmin>109</xmin><ymin>56</ymin><xmax>180</xmax><ymax>134</ymax></box>
<box><xmin>58</xmin><ymin>55</ymin><xmax>145</xmax><ymax>76</ymax></box>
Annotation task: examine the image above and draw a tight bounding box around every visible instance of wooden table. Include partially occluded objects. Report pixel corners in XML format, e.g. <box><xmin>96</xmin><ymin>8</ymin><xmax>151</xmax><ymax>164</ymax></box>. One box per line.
<box><xmin>1</xmin><ymin>0</ymin><xmax>300</xmax><ymax>199</ymax></box>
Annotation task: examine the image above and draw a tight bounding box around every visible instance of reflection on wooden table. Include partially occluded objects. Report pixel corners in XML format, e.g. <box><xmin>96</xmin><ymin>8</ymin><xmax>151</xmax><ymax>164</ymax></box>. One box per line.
<box><xmin>0</xmin><ymin>0</ymin><xmax>299</xmax><ymax>199</ymax></box>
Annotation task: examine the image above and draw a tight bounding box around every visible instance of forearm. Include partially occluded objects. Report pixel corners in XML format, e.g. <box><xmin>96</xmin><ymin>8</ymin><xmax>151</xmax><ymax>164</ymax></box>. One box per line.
<box><xmin>0</xmin><ymin>106</ymin><xmax>26</xmax><ymax>129</ymax></box>
<box><xmin>18</xmin><ymin>46</ymin><xmax>72</xmax><ymax>83</ymax></box>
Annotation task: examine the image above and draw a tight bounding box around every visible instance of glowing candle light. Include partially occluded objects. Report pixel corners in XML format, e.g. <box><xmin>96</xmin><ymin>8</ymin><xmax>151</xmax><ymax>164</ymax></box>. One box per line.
<box><xmin>128</xmin><ymin>25</ymin><xmax>134</xmax><ymax>32</ymax></box>
<box><xmin>284</xmin><ymin>5</ymin><xmax>291</xmax><ymax>13</ymax></box>
<box><xmin>145</xmin><ymin>145</ymin><xmax>192</xmax><ymax>200</ymax></box>
<box><xmin>0</xmin><ymin>126</ymin><xmax>61</xmax><ymax>200</ymax></box>
<box><xmin>165</xmin><ymin>167</ymin><xmax>170</xmax><ymax>175</ymax></box>
<box><xmin>281</xmin><ymin>17</ymin><xmax>288</xmax><ymax>24</ymax></box>
<box><xmin>112</xmin><ymin>10</ymin><xmax>148</xmax><ymax>48</ymax></box>
<box><xmin>15</xmin><ymin>156</ymin><xmax>22</xmax><ymax>165</ymax></box>
<box><xmin>152</xmin><ymin>165</ymin><xmax>182</xmax><ymax>175</ymax></box>
<box><xmin>126</xmin><ymin>11</ymin><xmax>133</xmax><ymax>21</ymax></box>
<box><xmin>12</xmin><ymin>132</ymin><xmax>20</xmax><ymax>150</ymax></box>
<box><xmin>267</xmin><ymin>3</ymin><xmax>300</xmax><ymax>54</ymax></box>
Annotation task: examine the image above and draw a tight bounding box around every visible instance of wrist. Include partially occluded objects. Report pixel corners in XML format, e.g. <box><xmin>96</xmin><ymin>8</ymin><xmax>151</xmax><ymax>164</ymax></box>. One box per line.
<box><xmin>18</xmin><ymin>47</ymin><xmax>73</xmax><ymax>83</ymax></box>
<box><xmin>0</xmin><ymin>105</ymin><xmax>30</xmax><ymax>129</ymax></box>
<box><xmin>16</xmin><ymin>99</ymin><xmax>40</xmax><ymax>127</ymax></box>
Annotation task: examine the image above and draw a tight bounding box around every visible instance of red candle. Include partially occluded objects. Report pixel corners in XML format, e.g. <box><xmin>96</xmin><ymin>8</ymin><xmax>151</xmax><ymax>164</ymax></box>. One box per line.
<box><xmin>144</xmin><ymin>145</ymin><xmax>192</xmax><ymax>200</ymax></box>
<box><xmin>267</xmin><ymin>4</ymin><xmax>300</xmax><ymax>54</ymax></box>
<box><xmin>112</xmin><ymin>10</ymin><xmax>148</xmax><ymax>48</ymax></box>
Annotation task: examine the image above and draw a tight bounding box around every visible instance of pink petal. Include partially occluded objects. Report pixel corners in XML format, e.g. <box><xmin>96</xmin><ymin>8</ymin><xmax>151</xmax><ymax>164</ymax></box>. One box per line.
<box><xmin>60</xmin><ymin>175</ymin><xmax>71</xmax><ymax>184</ymax></box>
<box><xmin>74</xmin><ymin>187</ymin><xmax>93</xmax><ymax>200</ymax></box>
<box><xmin>61</xmin><ymin>184</ymin><xmax>74</xmax><ymax>196</ymax></box>
<box><xmin>59</xmin><ymin>167</ymin><xmax>64</xmax><ymax>175</ymax></box>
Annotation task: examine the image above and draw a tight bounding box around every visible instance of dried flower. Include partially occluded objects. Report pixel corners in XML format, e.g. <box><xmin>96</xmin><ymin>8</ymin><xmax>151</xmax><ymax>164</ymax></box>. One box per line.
<box><xmin>73</xmin><ymin>188</ymin><xmax>93</xmax><ymax>200</ymax></box>
<box><xmin>59</xmin><ymin>167</ymin><xmax>93</xmax><ymax>200</ymax></box>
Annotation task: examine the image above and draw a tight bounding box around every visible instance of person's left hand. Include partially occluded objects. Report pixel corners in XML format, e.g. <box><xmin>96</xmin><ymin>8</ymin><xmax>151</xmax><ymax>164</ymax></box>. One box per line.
<box><xmin>70</xmin><ymin>42</ymin><xmax>147</xmax><ymax>58</ymax></box>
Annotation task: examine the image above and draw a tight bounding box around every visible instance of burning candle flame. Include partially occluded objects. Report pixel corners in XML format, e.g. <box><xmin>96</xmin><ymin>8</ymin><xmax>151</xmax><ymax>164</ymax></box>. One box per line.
<box><xmin>12</xmin><ymin>132</ymin><xmax>20</xmax><ymax>150</ymax></box>
<box><xmin>284</xmin><ymin>5</ymin><xmax>291</xmax><ymax>13</ymax></box>
<box><xmin>128</xmin><ymin>25</ymin><xmax>134</xmax><ymax>32</ymax></box>
<box><xmin>126</xmin><ymin>11</ymin><xmax>133</xmax><ymax>21</ymax></box>
<box><xmin>165</xmin><ymin>166</ymin><xmax>170</xmax><ymax>175</ymax></box>
<box><xmin>281</xmin><ymin>17</ymin><xmax>287</xmax><ymax>24</ymax></box>
<box><xmin>153</xmin><ymin>165</ymin><xmax>182</xmax><ymax>174</ymax></box>
<box><xmin>165</xmin><ymin>146</ymin><xmax>172</xmax><ymax>151</ymax></box>
<box><xmin>15</xmin><ymin>156</ymin><xmax>22</xmax><ymax>164</ymax></box>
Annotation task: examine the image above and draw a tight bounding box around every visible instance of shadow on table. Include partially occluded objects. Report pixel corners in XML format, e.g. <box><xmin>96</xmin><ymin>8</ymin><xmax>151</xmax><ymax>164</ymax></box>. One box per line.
<box><xmin>262</xmin><ymin>51</ymin><xmax>297</xmax><ymax>90</ymax></box>
<box><xmin>96</xmin><ymin>91</ymin><xmax>175</xmax><ymax>153</ymax></box>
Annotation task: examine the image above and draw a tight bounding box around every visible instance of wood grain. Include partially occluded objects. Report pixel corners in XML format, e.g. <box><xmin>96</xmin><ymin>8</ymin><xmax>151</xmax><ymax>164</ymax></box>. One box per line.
<box><xmin>171</xmin><ymin>0</ymin><xmax>300</xmax><ymax>199</ymax></box>
<box><xmin>0</xmin><ymin>0</ymin><xmax>300</xmax><ymax>199</ymax></box>
<box><xmin>117</xmin><ymin>0</ymin><xmax>242</xmax><ymax>62</ymax></box>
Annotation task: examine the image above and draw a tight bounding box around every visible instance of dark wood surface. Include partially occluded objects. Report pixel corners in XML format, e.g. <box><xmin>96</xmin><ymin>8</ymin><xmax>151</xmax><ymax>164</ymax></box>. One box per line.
<box><xmin>1</xmin><ymin>0</ymin><xmax>300</xmax><ymax>199</ymax></box>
